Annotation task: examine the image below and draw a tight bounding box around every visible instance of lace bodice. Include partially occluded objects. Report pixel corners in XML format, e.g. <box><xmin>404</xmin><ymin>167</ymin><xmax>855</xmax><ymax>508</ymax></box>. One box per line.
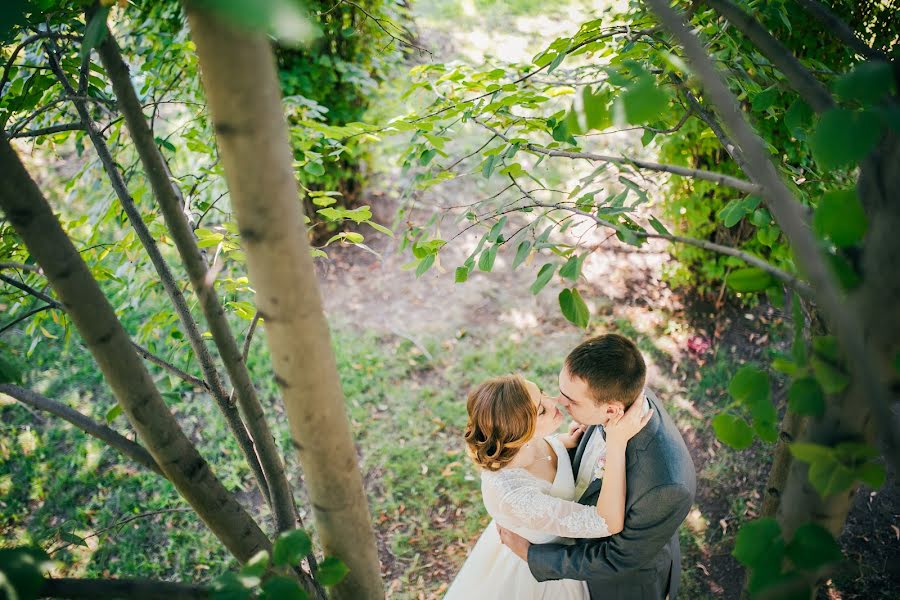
<box><xmin>480</xmin><ymin>436</ymin><xmax>610</xmax><ymax>544</ymax></box>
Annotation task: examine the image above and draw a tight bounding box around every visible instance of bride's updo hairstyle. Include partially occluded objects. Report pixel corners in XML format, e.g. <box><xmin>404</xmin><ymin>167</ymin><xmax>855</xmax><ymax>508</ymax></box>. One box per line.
<box><xmin>464</xmin><ymin>375</ymin><xmax>536</xmax><ymax>471</ymax></box>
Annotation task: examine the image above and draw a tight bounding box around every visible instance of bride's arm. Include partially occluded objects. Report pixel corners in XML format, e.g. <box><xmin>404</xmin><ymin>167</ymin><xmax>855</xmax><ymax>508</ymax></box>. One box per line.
<box><xmin>593</xmin><ymin>400</ymin><xmax>652</xmax><ymax>534</ymax></box>
<box><xmin>592</xmin><ymin>440</ymin><xmax>627</xmax><ymax>534</ymax></box>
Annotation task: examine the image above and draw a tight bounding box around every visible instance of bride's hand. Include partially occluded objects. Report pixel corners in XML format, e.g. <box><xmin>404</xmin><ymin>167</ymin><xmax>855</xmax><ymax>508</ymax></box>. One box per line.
<box><xmin>558</xmin><ymin>420</ymin><xmax>587</xmax><ymax>449</ymax></box>
<box><xmin>605</xmin><ymin>399</ymin><xmax>652</xmax><ymax>445</ymax></box>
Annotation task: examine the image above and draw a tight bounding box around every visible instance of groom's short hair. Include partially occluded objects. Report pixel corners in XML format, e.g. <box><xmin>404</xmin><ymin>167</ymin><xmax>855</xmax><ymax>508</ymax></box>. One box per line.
<box><xmin>565</xmin><ymin>333</ymin><xmax>646</xmax><ymax>407</ymax></box>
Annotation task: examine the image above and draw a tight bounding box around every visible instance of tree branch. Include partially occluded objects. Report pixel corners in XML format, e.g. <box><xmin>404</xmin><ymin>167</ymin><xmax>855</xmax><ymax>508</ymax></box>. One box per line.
<box><xmin>476</xmin><ymin>118</ymin><xmax>763</xmax><ymax>194</ymax></box>
<box><xmin>95</xmin><ymin>25</ymin><xmax>294</xmax><ymax>533</ymax></box>
<box><xmin>0</xmin><ymin>273</ymin><xmax>209</xmax><ymax>391</ymax></box>
<box><xmin>0</xmin><ymin>384</ymin><xmax>165</xmax><ymax>477</ymax></box>
<box><xmin>0</xmin><ymin>304</ymin><xmax>54</xmax><ymax>336</ymax></box>
<box><xmin>50</xmin><ymin>507</ymin><xmax>192</xmax><ymax>554</ymax></box>
<box><xmin>7</xmin><ymin>122</ymin><xmax>84</xmax><ymax>139</ymax></box>
<box><xmin>1</xmin><ymin>132</ymin><xmax>271</xmax><ymax>563</ymax></box>
<box><xmin>0</xmin><ymin>262</ymin><xmax>41</xmax><ymax>273</ymax></box>
<box><xmin>643</xmin><ymin>0</ymin><xmax>900</xmax><ymax>475</ymax></box>
<box><xmin>39</xmin><ymin>577</ymin><xmax>208</xmax><ymax>599</ymax></box>
<box><xmin>705</xmin><ymin>0</ymin><xmax>834</xmax><ymax>113</ymax></box>
<box><xmin>795</xmin><ymin>0</ymin><xmax>885</xmax><ymax>61</ymax></box>
<box><xmin>44</xmin><ymin>28</ymin><xmax>276</xmax><ymax>522</ymax></box>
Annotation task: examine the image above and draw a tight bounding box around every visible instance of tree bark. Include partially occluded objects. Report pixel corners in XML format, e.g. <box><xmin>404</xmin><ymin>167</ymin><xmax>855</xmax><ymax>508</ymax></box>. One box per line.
<box><xmin>777</xmin><ymin>131</ymin><xmax>900</xmax><ymax>538</ymax></box>
<box><xmin>182</xmin><ymin>6</ymin><xmax>384</xmax><ymax>598</ymax></box>
<box><xmin>705</xmin><ymin>0</ymin><xmax>834</xmax><ymax>113</ymax></box>
<box><xmin>0</xmin><ymin>134</ymin><xmax>270</xmax><ymax>563</ymax></box>
<box><xmin>760</xmin><ymin>409</ymin><xmax>804</xmax><ymax>518</ymax></box>
<box><xmin>43</xmin><ymin>34</ymin><xmax>273</xmax><ymax>514</ymax></box>
<box><xmin>95</xmin><ymin>29</ymin><xmax>296</xmax><ymax>534</ymax></box>
<box><xmin>0</xmin><ymin>383</ymin><xmax>165</xmax><ymax>477</ymax></box>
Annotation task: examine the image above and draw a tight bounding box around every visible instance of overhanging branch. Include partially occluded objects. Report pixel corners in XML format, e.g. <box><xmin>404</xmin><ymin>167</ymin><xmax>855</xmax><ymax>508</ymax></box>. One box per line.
<box><xmin>644</xmin><ymin>0</ymin><xmax>900</xmax><ymax>474</ymax></box>
<box><xmin>0</xmin><ymin>384</ymin><xmax>166</xmax><ymax>477</ymax></box>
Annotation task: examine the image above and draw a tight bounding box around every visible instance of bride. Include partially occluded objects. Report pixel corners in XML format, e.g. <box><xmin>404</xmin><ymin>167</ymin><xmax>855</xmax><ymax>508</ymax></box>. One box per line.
<box><xmin>444</xmin><ymin>374</ymin><xmax>651</xmax><ymax>599</ymax></box>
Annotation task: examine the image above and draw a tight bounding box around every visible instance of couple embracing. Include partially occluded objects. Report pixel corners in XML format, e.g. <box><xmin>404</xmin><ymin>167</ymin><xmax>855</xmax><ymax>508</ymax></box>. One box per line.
<box><xmin>445</xmin><ymin>334</ymin><xmax>696</xmax><ymax>599</ymax></box>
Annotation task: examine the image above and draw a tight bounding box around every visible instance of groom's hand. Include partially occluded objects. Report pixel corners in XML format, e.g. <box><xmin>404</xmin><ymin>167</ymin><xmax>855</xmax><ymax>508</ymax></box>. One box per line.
<box><xmin>497</xmin><ymin>524</ymin><xmax>530</xmax><ymax>560</ymax></box>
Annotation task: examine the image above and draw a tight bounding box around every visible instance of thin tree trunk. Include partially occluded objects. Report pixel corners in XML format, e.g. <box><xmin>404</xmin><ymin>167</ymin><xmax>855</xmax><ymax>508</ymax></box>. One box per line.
<box><xmin>0</xmin><ymin>383</ymin><xmax>165</xmax><ymax>477</ymax></box>
<box><xmin>0</xmin><ymin>134</ymin><xmax>270</xmax><ymax>563</ymax></box>
<box><xmin>760</xmin><ymin>410</ymin><xmax>804</xmax><ymax>518</ymax></box>
<box><xmin>182</xmin><ymin>6</ymin><xmax>384</xmax><ymax>598</ymax></box>
<box><xmin>42</xmin><ymin>34</ymin><xmax>273</xmax><ymax>513</ymax></box>
<box><xmin>95</xmin><ymin>29</ymin><xmax>296</xmax><ymax>534</ymax></box>
<box><xmin>778</xmin><ymin>131</ymin><xmax>900</xmax><ymax>538</ymax></box>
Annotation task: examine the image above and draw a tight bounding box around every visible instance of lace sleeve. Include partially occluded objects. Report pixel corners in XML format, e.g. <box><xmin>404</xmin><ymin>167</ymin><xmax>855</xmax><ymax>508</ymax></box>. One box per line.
<box><xmin>482</xmin><ymin>469</ymin><xmax>610</xmax><ymax>539</ymax></box>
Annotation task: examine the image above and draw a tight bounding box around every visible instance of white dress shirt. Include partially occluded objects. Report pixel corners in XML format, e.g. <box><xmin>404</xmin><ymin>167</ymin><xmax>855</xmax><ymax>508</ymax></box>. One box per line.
<box><xmin>574</xmin><ymin>394</ymin><xmax>651</xmax><ymax>499</ymax></box>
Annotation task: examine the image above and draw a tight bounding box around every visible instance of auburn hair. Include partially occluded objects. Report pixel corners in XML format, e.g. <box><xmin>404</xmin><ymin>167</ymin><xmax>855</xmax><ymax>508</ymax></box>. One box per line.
<box><xmin>464</xmin><ymin>375</ymin><xmax>536</xmax><ymax>471</ymax></box>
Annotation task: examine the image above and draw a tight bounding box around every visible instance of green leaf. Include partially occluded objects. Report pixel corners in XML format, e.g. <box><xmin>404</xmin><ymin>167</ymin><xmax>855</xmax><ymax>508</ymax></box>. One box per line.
<box><xmin>478</xmin><ymin>245</ymin><xmax>498</xmax><ymax>272</ymax></box>
<box><xmin>488</xmin><ymin>216</ymin><xmax>507</xmax><ymax>242</ymax></box>
<box><xmin>786</xmin><ymin>523</ymin><xmax>842</xmax><ymax>571</ymax></box>
<box><xmin>0</xmin><ymin>547</ymin><xmax>55</xmax><ymax>600</ymax></box>
<box><xmin>718</xmin><ymin>196</ymin><xmax>761</xmax><ymax>228</ymax></box>
<box><xmin>59</xmin><ymin>531</ymin><xmax>88</xmax><ymax>548</ymax></box>
<box><xmin>582</xmin><ymin>86</ymin><xmax>611</xmax><ymax>131</ymax></box>
<box><xmin>559</xmin><ymin>288</ymin><xmax>590</xmax><ymax>329</ymax></box>
<box><xmin>733</xmin><ymin>518</ymin><xmax>782</xmax><ymax>568</ymax></box>
<box><xmin>0</xmin><ymin>354</ymin><xmax>22</xmax><ymax>384</ymax></box>
<box><xmin>856</xmin><ymin>461</ymin><xmax>886</xmax><ymax>489</ymax></box>
<box><xmin>621</xmin><ymin>75</ymin><xmax>669</xmax><ymax>125</ymax></box>
<box><xmin>419</xmin><ymin>149</ymin><xmax>437</xmax><ymax>166</ymax></box>
<box><xmin>512</xmin><ymin>240</ymin><xmax>532</xmax><ymax>270</ymax></box>
<box><xmin>712</xmin><ymin>413</ymin><xmax>754</xmax><ymax>450</ymax></box>
<box><xmin>240</xmin><ymin>550</ymin><xmax>270</xmax><ymax>578</ymax></box>
<box><xmin>105</xmin><ymin>404</ymin><xmax>123</xmax><ymax>423</ymax></box>
<box><xmin>303</xmin><ymin>161</ymin><xmax>325</xmax><ymax>177</ymax></box>
<box><xmin>813</xmin><ymin>190</ymin><xmax>867</xmax><ymax>247</ymax></box>
<box><xmin>808</xmin><ymin>456</ymin><xmax>855</xmax><ymax>496</ymax></box>
<box><xmin>260</xmin><ymin>576</ymin><xmax>307</xmax><ymax>600</ymax></box>
<box><xmin>728</xmin><ymin>365</ymin><xmax>770</xmax><ymax>405</ymax></box>
<box><xmin>530</xmin><ymin>264</ymin><xmax>556</xmax><ymax>295</ymax></box>
<box><xmin>455</xmin><ymin>266</ymin><xmax>470</xmax><ymax>283</ymax></box>
<box><xmin>834</xmin><ymin>61</ymin><xmax>896</xmax><ymax>105</ymax></box>
<box><xmin>481</xmin><ymin>154</ymin><xmax>497</xmax><ymax>178</ymax></box>
<box><xmin>559</xmin><ymin>254</ymin><xmax>584</xmax><ymax>281</ymax></box>
<box><xmin>416</xmin><ymin>254</ymin><xmax>435</xmax><ymax>278</ymax></box>
<box><xmin>784</xmin><ymin>98</ymin><xmax>813</xmax><ymax>136</ymax></box>
<box><xmin>317</xmin><ymin>556</ymin><xmax>350</xmax><ymax>586</ymax></box>
<box><xmin>750</xmin><ymin>399</ymin><xmax>778</xmax><ymax>443</ymax></box>
<box><xmin>272</xmin><ymin>529</ymin><xmax>312</xmax><ymax>567</ymax></box>
<box><xmin>547</xmin><ymin>50</ymin><xmax>568</xmax><ymax>74</ymax></box>
<box><xmin>811</xmin><ymin>356</ymin><xmax>849</xmax><ymax>394</ymax></box>
<box><xmin>210</xmin><ymin>572</ymin><xmax>254</xmax><ymax>600</ymax></box>
<box><xmin>365</xmin><ymin>221</ymin><xmax>394</xmax><ymax>238</ymax></box>
<box><xmin>648</xmin><ymin>216</ymin><xmax>670</xmax><ymax>236</ymax></box>
<box><xmin>789</xmin><ymin>442</ymin><xmax>834</xmax><ymax>464</ymax></box>
<box><xmin>788</xmin><ymin>377</ymin><xmax>825</xmax><ymax>417</ymax></box>
<box><xmin>81</xmin><ymin>6</ymin><xmax>110</xmax><ymax>61</ymax></box>
<box><xmin>809</xmin><ymin>109</ymin><xmax>881</xmax><ymax>170</ymax></box>
<box><xmin>727</xmin><ymin>268</ymin><xmax>775</xmax><ymax>292</ymax></box>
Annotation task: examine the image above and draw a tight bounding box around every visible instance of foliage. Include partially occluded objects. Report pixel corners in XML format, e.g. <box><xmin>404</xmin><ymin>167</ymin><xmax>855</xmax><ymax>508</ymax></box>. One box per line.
<box><xmin>277</xmin><ymin>0</ymin><xmax>409</xmax><ymax>239</ymax></box>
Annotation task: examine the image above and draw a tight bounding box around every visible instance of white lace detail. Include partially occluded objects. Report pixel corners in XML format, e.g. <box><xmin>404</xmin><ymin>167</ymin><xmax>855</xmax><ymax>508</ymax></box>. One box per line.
<box><xmin>481</xmin><ymin>466</ymin><xmax>610</xmax><ymax>539</ymax></box>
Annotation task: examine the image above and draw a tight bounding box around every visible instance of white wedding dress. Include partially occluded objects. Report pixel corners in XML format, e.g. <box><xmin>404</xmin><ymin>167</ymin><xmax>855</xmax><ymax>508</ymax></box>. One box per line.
<box><xmin>444</xmin><ymin>436</ymin><xmax>610</xmax><ymax>599</ymax></box>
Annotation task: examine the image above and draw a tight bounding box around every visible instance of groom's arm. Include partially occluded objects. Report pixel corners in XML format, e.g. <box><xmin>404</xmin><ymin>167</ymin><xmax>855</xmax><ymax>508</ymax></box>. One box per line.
<box><xmin>527</xmin><ymin>483</ymin><xmax>692</xmax><ymax>582</ymax></box>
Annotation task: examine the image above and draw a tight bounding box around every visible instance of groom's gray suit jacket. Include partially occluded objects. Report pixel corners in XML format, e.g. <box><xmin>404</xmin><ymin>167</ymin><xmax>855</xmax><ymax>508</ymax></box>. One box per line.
<box><xmin>527</xmin><ymin>389</ymin><xmax>696</xmax><ymax>600</ymax></box>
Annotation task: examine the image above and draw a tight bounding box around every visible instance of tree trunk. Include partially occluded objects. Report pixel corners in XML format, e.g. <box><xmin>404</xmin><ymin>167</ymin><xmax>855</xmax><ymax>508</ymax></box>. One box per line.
<box><xmin>182</xmin><ymin>6</ymin><xmax>384</xmax><ymax>598</ymax></box>
<box><xmin>42</xmin><ymin>34</ymin><xmax>274</xmax><ymax>512</ymax></box>
<box><xmin>777</xmin><ymin>132</ymin><xmax>900</xmax><ymax>539</ymax></box>
<box><xmin>760</xmin><ymin>409</ymin><xmax>805</xmax><ymax>518</ymax></box>
<box><xmin>95</xmin><ymin>27</ymin><xmax>297</xmax><ymax>535</ymax></box>
<box><xmin>0</xmin><ymin>134</ymin><xmax>271</xmax><ymax>563</ymax></box>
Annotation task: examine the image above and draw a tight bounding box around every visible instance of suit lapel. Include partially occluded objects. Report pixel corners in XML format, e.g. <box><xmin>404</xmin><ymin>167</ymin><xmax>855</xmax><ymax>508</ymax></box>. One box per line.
<box><xmin>571</xmin><ymin>424</ymin><xmax>598</xmax><ymax>476</ymax></box>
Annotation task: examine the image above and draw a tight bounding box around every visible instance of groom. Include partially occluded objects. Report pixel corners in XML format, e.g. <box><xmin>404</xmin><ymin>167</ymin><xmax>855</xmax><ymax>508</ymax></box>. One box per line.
<box><xmin>498</xmin><ymin>333</ymin><xmax>696</xmax><ymax>599</ymax></box>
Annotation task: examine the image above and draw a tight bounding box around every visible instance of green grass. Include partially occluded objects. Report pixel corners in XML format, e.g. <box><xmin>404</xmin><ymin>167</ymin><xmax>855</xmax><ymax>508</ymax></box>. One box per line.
<box><xmin>2</xmin><ymin>306</ymin><xmax>780</xmax><ymax>598</ymax></box>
